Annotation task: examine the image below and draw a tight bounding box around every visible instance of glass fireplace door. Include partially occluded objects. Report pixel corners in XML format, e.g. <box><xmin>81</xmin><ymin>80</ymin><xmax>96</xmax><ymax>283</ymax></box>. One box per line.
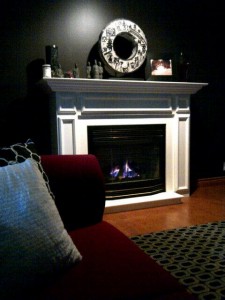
<box><xmin>88</xmin><ymin>124</ymin><xmax>165</xmax><ymax>200</ymax></box>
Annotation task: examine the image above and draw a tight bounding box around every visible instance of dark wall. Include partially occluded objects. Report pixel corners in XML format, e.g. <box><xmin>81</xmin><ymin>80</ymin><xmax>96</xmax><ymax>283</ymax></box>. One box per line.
<box><xmin>0</xmin><ymin>0</ymin><xmax>225</xmax><ymax>180</ymax></box>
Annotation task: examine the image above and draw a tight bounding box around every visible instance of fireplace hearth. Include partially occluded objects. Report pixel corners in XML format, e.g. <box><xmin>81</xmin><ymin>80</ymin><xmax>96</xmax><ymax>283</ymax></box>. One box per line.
<box><xmin>88</xmin><ymin>124</ymin><xmax>165</xmax><ymax>200</ymax></box>
<box><xmin>46</xmin><ymin>78</ymin><xmax>207</xmax><ymax>212</ymax></box>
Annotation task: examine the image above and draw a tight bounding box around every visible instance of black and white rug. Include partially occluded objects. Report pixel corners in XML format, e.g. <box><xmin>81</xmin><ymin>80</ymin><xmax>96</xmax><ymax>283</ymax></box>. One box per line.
<box><xmin>131</xmin><ymin>221</ymin><xmax>225</xmax><ymax>300</ymax></box>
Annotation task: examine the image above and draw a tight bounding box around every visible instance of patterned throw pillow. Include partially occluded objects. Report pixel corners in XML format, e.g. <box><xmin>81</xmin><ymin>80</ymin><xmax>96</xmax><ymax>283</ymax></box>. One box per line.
<box><xmin>0</xmin><ymin>139</ymin><xmax>54</xmax><ymax>199</ymax></box>
<box><xmin>0</xmin><ymin>159</ymin><xmax>82</xmax><ymax>298</ymax></box>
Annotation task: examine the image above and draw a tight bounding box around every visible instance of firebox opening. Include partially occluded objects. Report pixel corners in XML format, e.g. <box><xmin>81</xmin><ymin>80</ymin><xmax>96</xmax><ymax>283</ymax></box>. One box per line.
<box><xmin>88</xmin><ymin>124</ymin><xmax>166</xmax><ymax>200</ymax></box>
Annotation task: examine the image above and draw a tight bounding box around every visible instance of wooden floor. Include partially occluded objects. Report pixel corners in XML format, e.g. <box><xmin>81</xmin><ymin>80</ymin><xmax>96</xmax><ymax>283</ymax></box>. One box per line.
<box><xmin>103</xmin><ymin>179</ymin><xmax>225</xmax><ymax>237</ymax></box>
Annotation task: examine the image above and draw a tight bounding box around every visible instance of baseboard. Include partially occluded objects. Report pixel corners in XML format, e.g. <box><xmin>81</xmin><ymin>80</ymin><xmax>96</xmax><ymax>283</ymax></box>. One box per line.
<box><xmin>197</xmin><ymin>176</ymin><xmax>225</xmax><ymax>188</ymax></box>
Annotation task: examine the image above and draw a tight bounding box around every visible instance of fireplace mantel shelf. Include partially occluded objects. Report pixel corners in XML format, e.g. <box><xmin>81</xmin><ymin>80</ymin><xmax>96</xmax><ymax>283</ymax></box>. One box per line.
<box><xmin>46</xmin><ymin>77</ymin><xmax>207</xmax><ymax>95</ymax></box>
<box><xmin>46</xmin><ymin>77</ymin><xmax>208</xmax><ymax>212</ymax></box>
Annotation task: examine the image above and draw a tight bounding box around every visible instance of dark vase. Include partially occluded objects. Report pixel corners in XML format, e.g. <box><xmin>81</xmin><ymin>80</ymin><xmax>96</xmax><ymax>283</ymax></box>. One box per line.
<box><xmin>178</xmin><ymin>52</ymin><xmax>190</xmax><ymax>82</ymax></box>
<box><xmin>45</xmin><ymin>45</ymin><xmax>59</xmax><ymax>67</ymax></box>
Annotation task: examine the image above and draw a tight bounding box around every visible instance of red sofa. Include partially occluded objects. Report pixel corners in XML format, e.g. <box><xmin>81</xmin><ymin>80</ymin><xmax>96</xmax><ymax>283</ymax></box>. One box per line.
<box><xmin>36</xmin><ymin>154</ymin><xmax>195</xmax><ymax>300</ymax></box>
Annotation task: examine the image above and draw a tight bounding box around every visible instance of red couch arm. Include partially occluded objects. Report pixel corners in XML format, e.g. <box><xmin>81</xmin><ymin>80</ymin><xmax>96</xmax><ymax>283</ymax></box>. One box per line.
<box><xmin>41</xmin><ymin>154</ymin><xmax>105</xmax><ymax>230</ymax></box>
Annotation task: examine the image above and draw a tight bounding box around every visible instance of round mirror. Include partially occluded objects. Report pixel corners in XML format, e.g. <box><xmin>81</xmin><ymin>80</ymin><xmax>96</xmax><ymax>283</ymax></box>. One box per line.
<box><xmin>99</xmin><ymin>19</ymin><xmax>147</xmax><ymax>76</ymax></box>
<box><xmin>113</xmin><ymin>33</ymin><xmax>137</xmax><ymax>60</ymax></box>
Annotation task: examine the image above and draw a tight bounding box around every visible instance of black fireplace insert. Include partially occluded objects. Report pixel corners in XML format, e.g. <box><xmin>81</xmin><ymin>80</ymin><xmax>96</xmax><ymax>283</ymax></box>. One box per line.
<box><xmin>88</xmin><ymin>124</ymin><xmax>165</xmax><ymax>200</ymax></box>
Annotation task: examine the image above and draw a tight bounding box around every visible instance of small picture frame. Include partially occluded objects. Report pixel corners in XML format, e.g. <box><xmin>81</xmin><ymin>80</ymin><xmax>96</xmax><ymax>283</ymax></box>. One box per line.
<box><xmin>151</xmin><ymin>59</ymin><xmax>172</xmax><ymax>76</ymax></box>
<box><xmin>147</xmin><ymin>53</ymin><xmax>176</xmax><ymax>81</ymax></box>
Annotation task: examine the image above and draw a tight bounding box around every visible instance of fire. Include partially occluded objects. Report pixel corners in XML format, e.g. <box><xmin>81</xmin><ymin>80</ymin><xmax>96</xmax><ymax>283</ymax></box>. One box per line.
<box><xmin>110</xmin><ymin>166</ymin><xmax>120</xmax><ymax>178</ymax></box>
<box><xmin>110</xmin><ymin>161</ymin><xmax>140</xmax><ymax>179</ymax></box>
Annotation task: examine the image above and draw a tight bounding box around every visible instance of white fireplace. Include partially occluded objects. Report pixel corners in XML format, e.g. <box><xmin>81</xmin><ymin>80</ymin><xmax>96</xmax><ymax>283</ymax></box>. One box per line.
<box><xmin>46</xmin><ymin>78</ymin><xmax>207</xmax><ymax>213</ymax></box>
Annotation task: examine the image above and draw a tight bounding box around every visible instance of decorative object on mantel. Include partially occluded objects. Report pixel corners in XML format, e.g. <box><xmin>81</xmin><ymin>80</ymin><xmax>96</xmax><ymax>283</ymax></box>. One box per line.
<box><xmin>86</xmin><ymin>62</ymin><xmax>91</xmax><ymax>78</ymax></box>
<box><xmin>42</xmin><ymin>64</ymin><xmax>51</xmax><ymax>78</ymax></box>
<box><xmin>45</xmin><ymin>45</ymin><xmax>64</xmax><ymax>78</ymax></box>
<box><xmin>72</xmin><ymin>63</ymin><xmax>80</xmax><ymax>78</ymax></box>
<box><xmin>151</xmin><ymin>59</ymin><xmax>172</xmax><ymax>76</ymax></box>
<box><xmin>64</xmin><ymin>70</ymin><xmax>73</xmax><ymax>78</ymax></box>
<box><xmin>148</xmin><ymin>52</ymin><xmax>175</xmax><ymax>82</ymax></box>
<box><xmin>178</xmin><ymin>51</ymin><xmax>190</xmax><ymax>82</ymax></box>
<box><xmin>85</xmin><ymin>60</ymin><xmax>104</xmax><ymax>79</ymax></box>
<box><xmin>45</xmin><ymin>45</ymin><xmax>58</xmax><ymax>66</ymax></box>
<box><xmin>52</xmin><ymin>64</ymin><xmax>64</xmax><ymax>78</ymax></box>
<box><xmin>98</xmin><ymin>61</ymin><xmax>103</xmax><ymax>79</ymax></box>
<box><xmin>99</xmin><ymin>19</ymin><xmax>147</xmax><ymax>77</ymax></box>
<box><xmin>92</xmin><ymin>60</ymin><xmax>100</xmax><ymax>79</ymax></box>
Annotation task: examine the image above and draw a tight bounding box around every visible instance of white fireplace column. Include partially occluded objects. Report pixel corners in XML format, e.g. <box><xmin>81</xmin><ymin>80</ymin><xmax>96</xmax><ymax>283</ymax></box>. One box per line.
<box><xmin>46</xmin><ymin>78</ymin><xmax>207</xmax><ymax>212</ymax></box>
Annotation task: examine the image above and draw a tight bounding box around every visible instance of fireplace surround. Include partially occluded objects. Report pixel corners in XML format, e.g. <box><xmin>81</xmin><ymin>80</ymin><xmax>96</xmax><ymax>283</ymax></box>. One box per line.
<box><xmin>46</xmin><ymin>78</ymin><xmax>207</xmax><ymax>212</ymax></box>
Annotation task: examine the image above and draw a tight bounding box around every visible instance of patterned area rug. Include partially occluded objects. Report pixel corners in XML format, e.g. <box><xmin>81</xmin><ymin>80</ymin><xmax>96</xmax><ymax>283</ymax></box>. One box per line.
<box><xmin>131</xmin><ymin>221</ymin><xmax>225</xmax><ymax>300</ymax></box>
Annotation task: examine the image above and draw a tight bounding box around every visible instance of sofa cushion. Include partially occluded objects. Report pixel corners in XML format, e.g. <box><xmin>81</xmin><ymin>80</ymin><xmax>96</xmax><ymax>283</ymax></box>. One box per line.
<box><xmin>0</xmin><ymin>158</ymin><xmax>82</xmax><ymax>299</ymax></box>
<box><xmin>0</xmin><ymin>139</ymin><xmax>54</xmax><ymax>199</ymax></box>
<box><xmin>37</xmin><ymin>221</ymin><xmax>195</xmax><ymax>300</ymax></box>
